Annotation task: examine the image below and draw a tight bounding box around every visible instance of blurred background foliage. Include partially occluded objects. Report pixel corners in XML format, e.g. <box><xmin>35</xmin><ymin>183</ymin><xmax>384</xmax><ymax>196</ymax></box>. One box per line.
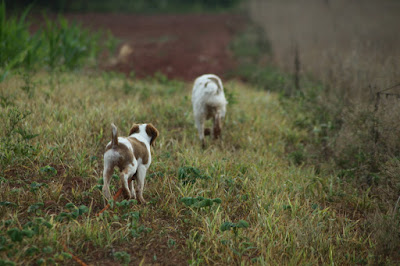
<box><xmin>5</xmin><ymin>0</ymin><xmax>242</xmax><ymax>13</ymax></box>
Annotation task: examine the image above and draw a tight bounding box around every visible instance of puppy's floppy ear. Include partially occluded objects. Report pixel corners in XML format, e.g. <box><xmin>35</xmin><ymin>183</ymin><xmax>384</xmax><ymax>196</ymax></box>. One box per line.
<box><xmin>129</xmin><ymin>124</ymin><xmax>140</xmax><ymax>136</ymax></box>
<box><xmin>145</xmin><ymin>123</ymin><xmax>159</xmax><ymax>146</ymax></box>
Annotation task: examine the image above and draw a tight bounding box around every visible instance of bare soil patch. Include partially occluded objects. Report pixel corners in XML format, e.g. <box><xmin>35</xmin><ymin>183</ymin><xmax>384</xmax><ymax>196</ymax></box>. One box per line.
<box><xmin>65</xmin><ymin>13</ymin><xmax>246</xmax><ymax>80</ymax></box>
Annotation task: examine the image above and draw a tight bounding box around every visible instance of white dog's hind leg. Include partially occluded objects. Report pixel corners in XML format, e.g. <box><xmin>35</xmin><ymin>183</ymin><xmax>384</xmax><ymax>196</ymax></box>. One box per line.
<box><xmin>213</xmin><ymin>112</ymin><xmax>222</xmax><ymax>139</ymax></box>
<box><xmin>195</xmin><ymin>114</ymin><xmax>205</xmax><ymax>147</ymax></box>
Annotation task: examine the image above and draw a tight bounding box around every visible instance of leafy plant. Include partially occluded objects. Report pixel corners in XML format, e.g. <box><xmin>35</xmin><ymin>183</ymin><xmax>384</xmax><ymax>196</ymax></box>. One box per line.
<box><xmin>116</xmin><ymin>199</ymin><xmax>137</xmax><ymax>209</ymax></box>
<box><xmin>0</xmin><ymin>259</ymin><xmax>15</xmax><ymax>266</ymax></box>
<box><xmin>30</xmin><ymin>182</ymin><xmax>48</xmax><ymax>192</ymax></box>
<box><xmin>113</xmin><ymin>251</ymin><xmax>131</xmax><ymax>264</ymax></box>
<box><xmin>25</xmin><ymin>245</ymin><xmax>39</xmax><ymax>256</ymax></box>
<box><xmin>0</xmin><ymin>201</ymin><xmax>17</xmax><ymax>208</ymax></box>
<box><xmin>6</xmin><ymin>228</ymin><xmax>34</xmax><ymax>242</ymax></box>
<box><xmin>27</xmin><ymin>202</ymin><xmax>44</xmax><ymax>214</ymax></box>
<box><xmin>39</xmin><ymin>165</ymin><xmax>57</xmax><ymax>177</ymax></box>
<box><xmin>180</xmin><ymin>196</ymin><xmax>221</xmax><ymax>208</ymax></box>
<box><xmin>167</xmin><ymin>238</ymin><xmax>176</xmax><ymax>248</ymax></box>
<box><xmin>55</xmin><ymin>203</ymin><xmax>89</xmax><ymax>222</ymax></box>
<box><xmin>178</xmin><ymin>166</ymin><xmax>210</xmax><ymax>185</ymax></box>
<box><xmin>220</xmin><ymin>220</ymin><xmax>249</xmax><ymax>236</ymax></box>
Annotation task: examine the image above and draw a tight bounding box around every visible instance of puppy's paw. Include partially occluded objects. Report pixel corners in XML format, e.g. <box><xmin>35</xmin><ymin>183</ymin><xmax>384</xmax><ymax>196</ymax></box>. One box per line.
<box><xmin>122</xmin><ymin>188</ymin><xmax>131</xmax><ymax>199</ymax></box>
<box><xmin>138</xmin><ymin>196</ymin><xmax>146</xmax><ymax>204</ymax></box>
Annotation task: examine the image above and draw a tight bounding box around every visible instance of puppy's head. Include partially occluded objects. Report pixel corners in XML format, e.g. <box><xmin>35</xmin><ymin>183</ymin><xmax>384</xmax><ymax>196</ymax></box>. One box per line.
<box><xmin>145</xmin><ymin>123</ymin><xmax>159</xmax><ymax>146</ymax></box>
<box><xmin>129</xmin><ymin>123</ymin><xmax>159</xmax><ymax>146</ymax></box>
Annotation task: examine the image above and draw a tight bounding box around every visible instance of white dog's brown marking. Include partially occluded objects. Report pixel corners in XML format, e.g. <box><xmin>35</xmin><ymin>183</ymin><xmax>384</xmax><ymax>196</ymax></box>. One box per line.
<box><xmin>192</xmin><ymin>74</ymin><xmax>227</xmax><ymax>147</ymax></box>
<box><xmin>102</xmin><ymin>123</ymin><xmax>159</xmax><ymax>204</ymax></box>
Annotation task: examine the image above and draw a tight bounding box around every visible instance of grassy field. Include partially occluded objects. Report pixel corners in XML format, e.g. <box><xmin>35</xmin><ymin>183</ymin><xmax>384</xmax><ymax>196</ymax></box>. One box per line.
<box><xmin>0</xmin><ymin>1</ymin><xmax>399</xmax><ymax>264</ymax></box>
<box><xmin>0</xmin><ymin>70</ymin><xmax>397</xmax><ymax>265</ymax></box>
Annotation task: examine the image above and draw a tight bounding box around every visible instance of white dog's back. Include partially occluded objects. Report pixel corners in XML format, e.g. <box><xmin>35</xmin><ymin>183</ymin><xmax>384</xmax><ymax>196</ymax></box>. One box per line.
<box><xmin>192</xmin><ymin>74</ymin><xmax>227</xmax><ymax>109</ymax></box>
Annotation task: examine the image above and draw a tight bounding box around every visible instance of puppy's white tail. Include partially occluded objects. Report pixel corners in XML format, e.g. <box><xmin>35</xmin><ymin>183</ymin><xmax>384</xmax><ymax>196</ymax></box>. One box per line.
<box><xmin>111</xmin><ymin>123</ymin><xmax>118</xmax><ymax>149</ymax></box>
<box><xmin>208</xmin><ymin>76</ymin><xmax>223</xmax><ymax>93</ymax></box>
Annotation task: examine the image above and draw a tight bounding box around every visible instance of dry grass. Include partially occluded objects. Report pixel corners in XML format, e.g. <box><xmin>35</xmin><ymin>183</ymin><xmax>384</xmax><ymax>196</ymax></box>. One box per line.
<box><xmin>1</xmin><ymin>71</ymin><xmax>397</xmax><ymax>264</ymax></box>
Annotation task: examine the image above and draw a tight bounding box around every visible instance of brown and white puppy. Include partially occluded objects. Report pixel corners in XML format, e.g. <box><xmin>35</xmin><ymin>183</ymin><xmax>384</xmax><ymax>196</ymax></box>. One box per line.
<box><xmin>102</xmin><ymin>123</ymin><xmax>159</xmax><ymax>204</ymax></box>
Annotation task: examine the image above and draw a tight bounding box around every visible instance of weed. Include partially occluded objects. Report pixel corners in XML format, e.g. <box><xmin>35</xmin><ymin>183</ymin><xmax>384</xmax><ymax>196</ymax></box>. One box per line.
<box><xmin>180</xmin><ymin>196</ymin><xmax>221</xmax><ymax>208</ymax></box>
<box><xmin>27</xmin><ymin>203</ymin><xmax>44</xmax><ymax>215</ymax></box>
<box><xmin>113</xmin><ymin>251</ymin><xmax>130</xmax><ymax>264</ymax></box>
<box><xmin>220</xmin><ymin>220</ymin><xmax>249</xmax><ymax>236</ymax></box>
<box><xmin>55</xmin><ymin>203</ymin><xmax>89</xmax><ymax>222</ymax></box>
<box><xmin>39</xmin><ymin>166</ymin><xmax>57</xmax><ymax>177</ymax></box>
<box><xmin>178</xmin><ymin>166</ymin><xmax>210</xmax><ymax>185</ymax></box>
<box><xmin>167</xmin><ymin>238</ymin><xmax>176</xmax><ymax>248</ymax></box>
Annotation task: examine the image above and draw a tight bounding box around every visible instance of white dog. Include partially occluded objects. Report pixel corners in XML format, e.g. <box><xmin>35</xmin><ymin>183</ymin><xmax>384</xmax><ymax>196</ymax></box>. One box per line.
<box><xmin>102</xmin><ymin>123</ymin><xmax>159</xmax><ymax>203</ymax></box>
<box><xmin>192</xmin><ymin>74</ymin><xmax>227</xmax><ymax>146</ymax></box>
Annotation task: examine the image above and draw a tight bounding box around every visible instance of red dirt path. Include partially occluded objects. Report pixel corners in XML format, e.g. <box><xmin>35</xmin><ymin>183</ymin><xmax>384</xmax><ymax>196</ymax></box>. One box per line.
<box><xmin>65</xmin><ymin>13</ymin><xmax>246</xmax><ymax>80</ymax></box>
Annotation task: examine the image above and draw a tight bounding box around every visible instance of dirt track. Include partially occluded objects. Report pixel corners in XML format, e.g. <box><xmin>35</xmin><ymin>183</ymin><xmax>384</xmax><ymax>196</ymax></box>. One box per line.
<box><xmin>65</xmin><ymin>13</ymin><xmax>245</xmax><ymax>80</ymax></box>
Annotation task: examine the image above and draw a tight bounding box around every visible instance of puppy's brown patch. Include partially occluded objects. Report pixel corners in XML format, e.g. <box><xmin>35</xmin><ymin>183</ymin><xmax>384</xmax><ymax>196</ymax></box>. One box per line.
<box><xmin>105</xmin><ymin>143</ymin><xmax>134</xmax><ymax>170</ymax></box>
<box><xmin>129</xmin><ymin>124</ymin><xmax>140</xmax><ymax>136</ymax></box>
<box><xmin>128</xmin><ymin>137</ymin><xmax>149</xmax><ymax>165</ymax></box>
<box><xmin>145</xmin><ymin>124</ymin><xmax>159</xmax><ymax>146</ymax></box>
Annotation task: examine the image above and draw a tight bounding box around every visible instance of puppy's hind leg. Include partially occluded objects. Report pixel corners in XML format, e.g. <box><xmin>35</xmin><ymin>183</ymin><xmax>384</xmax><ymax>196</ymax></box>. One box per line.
<box><xmin>102</xmin><ymin>166</ymin><xmax>114</xmax><ymax>204</ymax></box>
<box><xmin>136</xmin><ymin>165</ymin><xmax>147</xmax><ymax>204</ymax></box>
<box><xmin>128</xmin><ymin>173</ymin><xmax>137</xmax><ymax>199</ymax></box>
<box><xmin>120</xmin><ymin>163</ymin><xmax>137</xmax><ymax>199</ymax></box>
